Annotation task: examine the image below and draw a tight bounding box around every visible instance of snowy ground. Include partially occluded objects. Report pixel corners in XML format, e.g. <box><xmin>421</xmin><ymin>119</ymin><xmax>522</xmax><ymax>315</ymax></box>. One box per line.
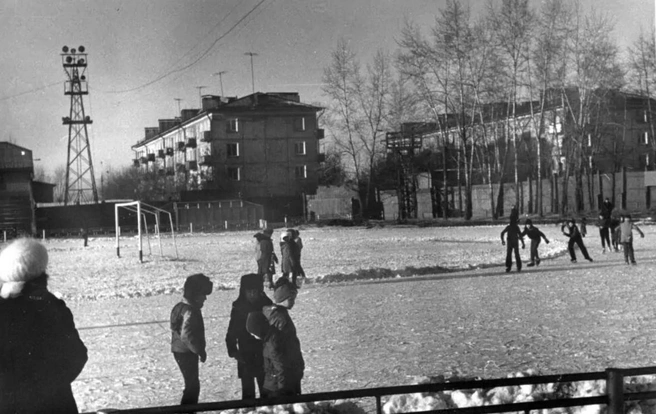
<box><xmin>15</xmin><ymin>222</ymin><xmax>656</xmax><ymax>413</ymax></box>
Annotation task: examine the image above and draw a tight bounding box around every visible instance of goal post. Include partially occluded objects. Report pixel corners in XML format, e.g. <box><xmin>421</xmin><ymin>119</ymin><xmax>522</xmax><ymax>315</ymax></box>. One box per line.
<box><xmin>114</xmin><ymin>201</ymin><xmax>178</xmax><ymax>262</ymax></box>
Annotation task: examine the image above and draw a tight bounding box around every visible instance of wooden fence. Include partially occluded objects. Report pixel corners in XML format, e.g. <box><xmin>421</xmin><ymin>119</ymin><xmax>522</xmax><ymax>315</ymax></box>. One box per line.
<box><xmin>86</xmin><ymin>366</ymin><xmax>656</xmax><ymax>414</ymax></box>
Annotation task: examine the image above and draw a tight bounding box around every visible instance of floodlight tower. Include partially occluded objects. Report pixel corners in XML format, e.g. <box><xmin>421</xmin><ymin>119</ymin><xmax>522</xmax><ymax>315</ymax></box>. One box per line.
<box><xmin>61</xmin><ymin>45</ymin><xmax>99</xmax><ymax>205</ymax></box>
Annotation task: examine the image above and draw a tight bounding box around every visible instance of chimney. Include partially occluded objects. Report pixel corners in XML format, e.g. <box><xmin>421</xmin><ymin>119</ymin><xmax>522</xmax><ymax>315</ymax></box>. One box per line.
<box><xmin>181</xmin><ymin>109</ymin><xmax>200</xmax><ymax>122</ymax></box>
<box><xmin>158</xmin><ymin>118</ymin><xmax>180</xmax><ymax>134</ymax></box>
<box><xmin>144</xmin><ymin>127</ymin><xmax>159</xmax><ymax>140</ymax></box>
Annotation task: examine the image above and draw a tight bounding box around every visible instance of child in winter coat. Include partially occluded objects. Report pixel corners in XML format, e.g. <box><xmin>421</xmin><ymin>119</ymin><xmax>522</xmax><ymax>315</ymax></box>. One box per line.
<box><xmin>618</xmin><ymin>214</ymin><xmax>645</xmax><ymax>265</ymax></box>
<box><xmin>255</xmin><ymin>278</ymin><xmax>305</xmax><ymax>398</ymax></box>
<box><xmin>170</xmin><ymin>273</ymin><xmax>213</xmax><ymax>406</ymax></box>
<box><xmin>280</xmin><ymin>230</ymin><xmax>302</xmax><ymax>288</ymax></box>
<box><xmin>225</xmin><ymin>273</ymin><xmax>274</xmax><ymax>399</ymax></box>
<box><xmin>596</xmin><ymin>213</ymin><xmax>612</xmax><ymax>253</ymax></box>
<box><xmin>562</xmin><ymin>219</ymin><xmax>593</xmax><ymax>263</ymax></box>
<box><xmin>254</xmin><ymin>228</ymin><xmax>278</xmax><ymax>290</ymax></box>
<box><xmin>290</xmin><ymin>229</ymin><xmax>306</xmax><ymax>284</ymax></box>
<box><xmin>521</xmin><ymin>219</ymin><xmax>550</xmax><ymax>267</ymax></box>
<box><xmin>610</xmin><ymin>217</ymin><xmax>621</xmax><ymax>252</ymax></box>
<box><xmin>500</xmin><ymin>217</ymin><xmax>525</xmax><ymax>272</ymax></box>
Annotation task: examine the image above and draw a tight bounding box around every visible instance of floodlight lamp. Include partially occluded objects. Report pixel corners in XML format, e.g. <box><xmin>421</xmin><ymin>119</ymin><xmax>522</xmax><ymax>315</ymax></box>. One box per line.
<box><xmin>71</xmin><ymin>48</ymin><xmax>76</xmax><ymax>54</ymax></box>
<box><xmin>78</xmin><ymin>45</ymin><xmax>85</xmax><ymax>53</ymax></box>
<box><xmin>66</xmin><ymin>56</ymin><xmax>73</xmax><ymax>63</ymax></box>
<box><xmin>85</xmin><ymin>116</ymin><xmax>91</xmax><ymax>121</ymax></box>
<box><xmin>81</xmin><ymin>75</ymin><xmax>86</xmax><ymax>81</ymax></box>
<box><xmin>78</xmin><ymin>58</ymin><xmax>85</xmax><ymax>65</ymax></box>
<box><xmin>62</xmin><ymin>46</ymin><xmax>69</xmax><ymax>53</ymax></box>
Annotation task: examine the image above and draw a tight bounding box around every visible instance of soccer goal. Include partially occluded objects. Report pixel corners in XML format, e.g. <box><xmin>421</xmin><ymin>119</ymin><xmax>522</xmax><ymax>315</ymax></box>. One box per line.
<box><xmin>114</xmin><ymin>201</ymin><xmax>178</xmax><ymax>262</ymax></box>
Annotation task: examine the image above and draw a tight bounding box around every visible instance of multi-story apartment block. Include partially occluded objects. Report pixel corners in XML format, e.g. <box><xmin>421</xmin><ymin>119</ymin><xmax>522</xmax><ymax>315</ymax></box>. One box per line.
<box><xmin>131</xmin><ymin>92</ymin><xmax>324</xmax><ymax>210</ymax></box>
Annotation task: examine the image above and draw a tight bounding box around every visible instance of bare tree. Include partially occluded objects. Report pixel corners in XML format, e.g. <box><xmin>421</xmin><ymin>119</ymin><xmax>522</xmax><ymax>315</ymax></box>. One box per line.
<box><xmin>322</xmin><ymin>40</ymin><xmax>392</xmax><ymax>217</ymax></box>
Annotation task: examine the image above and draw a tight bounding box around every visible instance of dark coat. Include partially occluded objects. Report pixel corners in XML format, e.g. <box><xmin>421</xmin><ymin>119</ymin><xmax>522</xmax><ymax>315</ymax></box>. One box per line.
<box><xmin>280</xmin><ymin>240</ymin><xmax>300</xmax><ymax>274</ymax></box>
<box><xmin>501</xmin><ymin>224</ymin><xmax>524</xmax><ymax>246</ymax></box>
<box><xmin>0</xmin><ymin>284</ymin><xmax>88</xmax><ymax>413</ymax></box>
<box><xmin>261</xmin><ymin>305</ymin><xmax>304</xmax><ymax>395</ymax></box>
<box><xmin>254</xmin><ymin>233</ymin><xmax>276</xmax><ymax>275</ymax></box>
<box><xmin>170</xmin><ymin>299</ymin><xmax>206</xmax><ymax>357</ymax></box>
<box><xmin>225</xmin><ymin>293</ymin><xmax>273</xmax><ymax>378</ymax></box>
<box><xmin>521</xmin><ymin>226</ymin><xmax>549</xmax><ymax>243</ymax></box>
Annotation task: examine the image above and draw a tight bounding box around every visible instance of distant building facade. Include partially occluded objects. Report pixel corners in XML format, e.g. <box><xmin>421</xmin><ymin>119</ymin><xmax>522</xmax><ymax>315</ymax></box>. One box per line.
<box><xmin>131</xmin><ymin>92</ymin><xmax>325</xmax><ymax>218</ymax></box>
<box><xmin>0</xmin><ymin>142</ymin><xmax>37</xmax><ymax>235</ymax></box>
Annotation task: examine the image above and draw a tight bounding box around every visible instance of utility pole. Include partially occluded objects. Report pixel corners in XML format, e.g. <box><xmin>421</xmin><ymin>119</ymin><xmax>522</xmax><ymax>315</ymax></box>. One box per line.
<box><xmin>244</xmin><ymin>52</ymin><xmax>258</xmax><ymax>94</ymax></box>
<box><xmin>174</xmin><ymin>98</ymin><xmax>182</xmax><ymax>114</ymax></box>
<box><xmin>212</xmin><ymin>71</ymin><xmax>227</xmax><ymax>96</ymax></box>
<box><xmin>195</xmin><ymin>86</ymin><xmax>206</xmax><ymax>108</ymax></box>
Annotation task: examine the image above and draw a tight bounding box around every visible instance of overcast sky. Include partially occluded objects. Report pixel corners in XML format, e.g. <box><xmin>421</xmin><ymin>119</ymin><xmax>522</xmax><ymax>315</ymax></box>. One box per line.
<box><xmin>0</xmin><ymin>0</ymin><xmax>653</xmax><ymax>177</ymax></box>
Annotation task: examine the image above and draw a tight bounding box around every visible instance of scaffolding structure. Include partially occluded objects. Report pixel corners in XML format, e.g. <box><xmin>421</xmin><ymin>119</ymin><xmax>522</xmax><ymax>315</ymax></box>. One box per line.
<box><xmin>61</xmin><ymin>45</ymin><xmax>98</xmax><ymax>205</ymax></box>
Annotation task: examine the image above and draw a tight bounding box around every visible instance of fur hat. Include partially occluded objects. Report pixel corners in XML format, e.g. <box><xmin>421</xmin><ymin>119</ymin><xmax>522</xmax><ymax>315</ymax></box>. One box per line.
<box><xmin>240</xmin><ymin>273</ymin><xmax>263</xmax><ymax>291</ymax></box>
<box><xmin>183</xmin><ymin>273</ymin><xmax>213</xmax><ymax>300</ymax></box>
<box><xmin>280</xmin><ymin>230</ymin><xmax>291</xmax><ymax>242</ymax></box>
<box><xmin>525</xmin><ymin>219</ymin><xmax>533</xmax><ymax>226</ymax></box>
<box><xmin>263</xmin><ymin>228</ymin><xmax>273</xmax><ymax>236</ymax></box>
<box><xmin>273</xmin><ymin>278</ymin><xmax>297</xmax><ymax>303</ymax></box>
<box><xmin>0</xmin><ymin>238</ymin><xmax>49</xmax><ymax>298</ymax></box>
<box><xmin>246</xmin><ymin>311</ymin><xmax>269</xmax><ymax>339</ymax></box>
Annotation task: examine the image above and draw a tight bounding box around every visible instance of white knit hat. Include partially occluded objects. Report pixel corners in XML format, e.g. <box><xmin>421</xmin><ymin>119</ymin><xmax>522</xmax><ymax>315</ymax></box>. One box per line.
<box><xmin>0</xmin><ymin>238</ymin><xmax>49</xmax><ymax>298</ymax></box>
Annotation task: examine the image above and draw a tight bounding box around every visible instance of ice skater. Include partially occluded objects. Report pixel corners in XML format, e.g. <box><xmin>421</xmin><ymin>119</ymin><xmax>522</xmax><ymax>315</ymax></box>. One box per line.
<box><xmin>596</xmin><ymin>213</ymin><xmax>612</xmax><ymax>253</ymax></box>
<box><xmin>617</xmin><ymin>214</ymin><xmax>644</xmax><ymax>265</ymax></box>
<box><xmin>562</xmin><ymin>219</ymin><xmax>593</xmax><ymax>263</ymax></box>
<box><xmin>521</xmin><ymin>219</ymin><xmax>550</xmax><ymax>267</ymax></box>
<box><xmin>501</xmin><ymin>217</ymin><xmax>525</xmax><ymax>272</ymax></box>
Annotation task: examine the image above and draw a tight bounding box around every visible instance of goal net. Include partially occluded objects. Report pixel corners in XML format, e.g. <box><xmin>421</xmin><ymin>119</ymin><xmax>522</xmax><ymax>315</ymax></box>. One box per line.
<box><xmin>114</xmin><ymin>201</ymin><xmax>178</xmax><ymax>262</ymax></box>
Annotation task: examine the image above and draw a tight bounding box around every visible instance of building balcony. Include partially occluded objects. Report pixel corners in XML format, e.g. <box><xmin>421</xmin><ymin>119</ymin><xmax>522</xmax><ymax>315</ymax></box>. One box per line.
<box><xmin>186</xmin><ymin>138</ymin><xmax>197</xmax><ymax>148</ymax></box>
<box><xmin>140</xmin><ymin>156</ymin><xmax>148</xmax><ymax>165</ymax></box>
<box><xmin>166</xmin><ymin>147</ymin><xmax>174</xmax><ymax>156</ymax></box>
<box><xmin>187</xmin><ymin>160</ymin><xmax>198</xmax><ymax>171</ymax></box>
<box><xmin>177</xmin><ymin>142</ymin><xmax>186</xmax><ymax>152</ymax></box>
<box><xmin>201</xmin><ymin>131</ymin><xmax>213</xmax><ymax>142</ymax></box>
<box><xmin>166</xmin><ymin>168</ymin><xmax>175</xmax><ymax>176</ymax></box>
<box><xmin>132</xmin><ymin>159</ymin><xmax>140</xmax><ymax>167</ymax></box>
<box><xmin>317</xmin><ymin>153</ymin><xmax>326</xmax><ymax>163</ymax></box>
<box><xmin>199</xmin><ymin>155</ymin><xmax>213</xmax><ymax>166</ymax></box>
<box><xmin>176</xmin><ymin>163</ymin><xmax>186</xmax><ymax>172</ymax></box>
<box><xmin>157</xmin><ymin>149</ymin><xmax>165</xmax><ymax>158</ymax></box>
<box><xmin>316</xmin><ymin>128</ymin><xmax>325</xmax><ymax>139</ymax></box>
<box><xmin>147</xmin><ymin>153</ymin><xmax>156</xmax><ymax>162</ymax></box>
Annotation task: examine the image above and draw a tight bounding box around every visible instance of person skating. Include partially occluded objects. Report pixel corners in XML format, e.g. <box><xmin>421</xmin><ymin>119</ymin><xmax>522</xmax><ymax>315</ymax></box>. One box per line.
<box><xmin>0</xmin><ymin>238</ymin><xmax>88</xmax><ymax>413</ymax></box>
<box><xmin>562</xmin><ymin>219</ymin><xmax>593</xmax><ymax>263</ymax></box>
<box><xmin>254</xmin><ymin>228</ymin><xmax>278</xmax><ymax>290</ymax></box>
<box><xmin>602</xmin><ymin>197</ymin><xmax>614</xmax><ymax>219</ymax></box>
<box><xmin>290</xmin><ymin>229</ymin><xmax>306</xmax><ymax>286</ymax></box>
<box><xmin>596</xmin><ymin>213</ymin><xmax>612</xmax><ymax>253</ymax></box>
<box><xmin>500</xmin><ymin>217</ymin><xmax>525</xmax><ymax>273</ymax></box>
<box><xmin>280</xmin><ymin>229</ymin><xmax>302</xmax><ymax>288</ymax></box>
<box><xmin>618</xmin><ymin>214</ymin><xmax>644</xmax><ymax>265</ymax></box>
<box><xmin>170</xmin><ymin>273</ymin><xmax>213</xmax><ymax>406</ymax></box>
<box><xmin>258</xmin><ymin>278</ymin><xmax>305</xmax><ymax>398</ymax></box>
<box><xmin>521</xmin><ymin>219</ymin><xmax>550</xmax><ymax>267</ymax></box>
<box><xmin>225</xmin><ymin>273</ymin><xmax>274</xmax><ymax>399</ymax></box>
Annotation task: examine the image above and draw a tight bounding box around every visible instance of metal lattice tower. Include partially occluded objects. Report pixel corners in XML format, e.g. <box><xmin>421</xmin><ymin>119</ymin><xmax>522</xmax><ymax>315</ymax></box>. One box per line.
<box><xmin>61</xmin><ymin>45</ymin><xmax>98</xmax><ymax>205</ymax></box>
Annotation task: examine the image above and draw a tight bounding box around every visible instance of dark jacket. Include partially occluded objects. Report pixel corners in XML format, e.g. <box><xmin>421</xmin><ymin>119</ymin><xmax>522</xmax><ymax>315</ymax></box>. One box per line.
<box><xmin>280</xmin><ymin>240</ymin><xmax>300</xmax><ymax>274</ymax></box>
<box><xmin>562</xmin><ymin>223</ymin><xmax>582</xmax><ymax>239</ymax></box>
<box><xmin>254</xmin><ymin>233</ymin><xmax>277</xmax><ymax>275</ymax></box>
<box><xmin>171</xmin><ymin>299</ymin><xmax>206</xmax><ymax>357</ymax></box>
<box><xmin>225</xmin><ymin>293</ymin><xmax>273</xmax><ymax>378</ymax></box>
<box><xmin>0</xmin><ymin>284</ymin><xmax>88</xmax><ymax>413</ymax></box>
<box><xmin>521</xmin><ymin>226</ymin><xmax>549</xmax><ymax>243</ymax></box>
<box><xmin>501</xmin><ymin>224</ymin><xmax>524</xmax><ymax>246</ymax></box>
<box><xmin>261</xmin><ymin>305</ymin><xmax>305</xmax><ymax>395</ymax></box>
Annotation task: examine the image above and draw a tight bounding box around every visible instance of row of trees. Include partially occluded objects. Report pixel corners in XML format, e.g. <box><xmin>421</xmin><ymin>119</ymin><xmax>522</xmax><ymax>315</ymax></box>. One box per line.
<box><xmin>321</xmin><ymin>0</ymin><xmax>656</xmax><ymax>220</ymax></box>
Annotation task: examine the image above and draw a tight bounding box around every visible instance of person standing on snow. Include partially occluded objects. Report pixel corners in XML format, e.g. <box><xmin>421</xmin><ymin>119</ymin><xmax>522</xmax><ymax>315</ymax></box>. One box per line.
<box><xmin>562</xmin><ymin>219</ymin><xmax>593</xmax><ymax>263</ymax></box>
<box><xmin>501</xmin><ymin>217</ymin><xmax>525</xmax><ymax>273</ymax></box>
<box><xmin>280</xmin><ymin>230</ymin><xmax>301</xmax><ymax>288</ymax></box>
<box><xmin>254</xmin><ymin>228</ymin><xmax>278</xmax><ymax>290</ymax></box>
<box><xmin>290</xmin><ymin>229</ymin><xmax>306</xmax><ymax>285</ymax></box>
<box><xmin>596</xmin><ymin>212</ymin><xmax>612</xmax><ymax>253</ymax></box>
<box><xmin>521</xmin><ymin>219</ymin><xmax>550</xmax><ymax>267</ymax></box>
<box><xmin>170</xmin><ymin>273</ymin><xmax>213</xmax><ymax>406</ymax></box>
<box><xmin>225</xmin><ymin>273</ymin><xmax>274</xmax><ymax>399</ymax></box>
<box><xmin>618</xmin><ymin>214</ymin><xmax>644</xmax><ymax>265</ymax></box>
<box><xmin>255</xmin><ymin>278</ymin><xmax>304</xmax><ymax>398</ymax></box>
<box><xmin>0</xmin><ymin>238</ymin><xmax>88</xmax><ymax>414</ymax></box>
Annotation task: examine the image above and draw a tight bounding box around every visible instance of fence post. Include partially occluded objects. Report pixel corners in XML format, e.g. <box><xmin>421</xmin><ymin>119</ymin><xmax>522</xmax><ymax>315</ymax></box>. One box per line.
<box><xmin>606</xmin><ymin>368</ymin><xmax>624</xmax><ymax>414</ymax></box>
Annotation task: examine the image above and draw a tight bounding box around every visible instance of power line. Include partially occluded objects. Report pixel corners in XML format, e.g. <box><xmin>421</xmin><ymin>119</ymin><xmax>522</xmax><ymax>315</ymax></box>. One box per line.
<box><xmin>106</xmin><ymin>0</ymin><xmax>268</xmax><ymax>94</ymax></box>
<box><xmin>0</xmin><ymin>80</ymin><xmax>61</xmax><ymax>101</ymax></box>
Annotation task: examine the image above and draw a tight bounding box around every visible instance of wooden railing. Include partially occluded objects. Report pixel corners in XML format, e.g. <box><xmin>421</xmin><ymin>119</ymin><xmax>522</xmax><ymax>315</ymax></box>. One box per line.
<box><xmin>86</xmin><ymin>366</ymin><xmax>656</xmax><ymax>414</ymax></box>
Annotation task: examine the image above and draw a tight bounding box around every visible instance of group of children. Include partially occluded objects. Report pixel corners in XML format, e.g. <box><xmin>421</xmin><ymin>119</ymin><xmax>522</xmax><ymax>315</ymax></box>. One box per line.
<box><xmin>500</xmin><ymin>200</ymin><xmax>646</xmax><ymax>271</ymax></box>
<box><xmin>170</xmin><ymin>228</ymin><xmax>307</xmax><ymax>408</ymax></box>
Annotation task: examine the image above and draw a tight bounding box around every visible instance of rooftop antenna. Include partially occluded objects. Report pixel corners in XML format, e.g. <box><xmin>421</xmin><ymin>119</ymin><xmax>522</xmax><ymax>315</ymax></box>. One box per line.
<box><xmin>61</xmin><ymin>45</ymin><xmax>99</xmax><ymax>205</ymax></box>
<box><xmin>244</xmin><ymin>52</ymin><xmax>258</xmax><ymax>94</ymax></box>
<box><xmin>212</xmin><ymin>71</ymin><xmax>227</xmax><ymax>96</ymax></box>
<box><xmin>195</xmin><ymin>86</ymin><xmax>206</xmax><ymax>108</ymax></box>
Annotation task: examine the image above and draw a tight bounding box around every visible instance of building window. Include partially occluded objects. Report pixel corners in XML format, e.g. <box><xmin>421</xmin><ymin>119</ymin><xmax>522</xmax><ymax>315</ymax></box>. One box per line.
<box><xmin>589</xmin><ymin>156</ymin><xmax>593</xmax><ymax>169</ymax></box>
<box><xmin>294</xmin><ymin>141</ymin><xmax>306</xmax><ymax>155</ymax></box>
<box><xmin>227</xmin><ymin>167</ymin><xmax>240</xmax><ymax>181</ymax></box>
<box><xmin>644</xmin><ymin>131</ymin><xmax>650</xmax><ymax>145</ymax></box>
<box><xmin>293</xmin><ymin>117</ymin><xmax>306</xmax><ymax>131</ymax></box>
<box><xmin>227</xmin><ymin>143</ymin><xmax>240</xmax><ymax>157</ymax></box>
<box><xmin>228</xmin><ymin>118</ymin><xmax>239</xmax><ymax>133</ymax></box>
<box><xmin>295</xmin><ymin>165</ymin><xmax>307</xmax><ymax>179</ymax></box>
<box><xmin>587</xmin><ymin>133</ymin><xmax>592</xmax><ymax>147</ymax></box>
<box><xmin>646</xmin><ymin>153</ymin><xmax>650</xmax><ymax>169</ymax></box>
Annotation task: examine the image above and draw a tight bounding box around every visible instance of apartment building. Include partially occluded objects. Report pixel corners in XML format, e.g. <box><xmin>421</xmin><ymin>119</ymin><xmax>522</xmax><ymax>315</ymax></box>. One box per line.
<box><xmin>131</xmin><ymin>92</ymin><xmax>324</xmax><ymax>211</ymax></box>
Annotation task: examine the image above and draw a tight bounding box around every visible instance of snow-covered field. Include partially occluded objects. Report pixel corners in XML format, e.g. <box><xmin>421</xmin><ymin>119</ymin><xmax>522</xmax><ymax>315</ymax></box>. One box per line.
<box><xmin>16</xmin><ymin>223</ymin><xmax>656</xmax><ymax>413</ymax></box>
